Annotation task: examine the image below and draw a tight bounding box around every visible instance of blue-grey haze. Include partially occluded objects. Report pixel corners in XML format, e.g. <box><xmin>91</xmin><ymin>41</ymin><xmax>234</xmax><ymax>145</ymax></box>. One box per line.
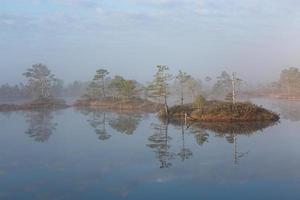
<box><xmin>1</xmin><ymin>0</ymin><xmax>300</xmax><ymax>84</ymax></box>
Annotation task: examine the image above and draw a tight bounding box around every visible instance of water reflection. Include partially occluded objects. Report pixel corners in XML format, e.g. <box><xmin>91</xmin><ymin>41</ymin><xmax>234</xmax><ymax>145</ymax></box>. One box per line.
<box><xmin>196</xmin><ymin>121</ymin><xmax>277</xmax><ymax>164</ymax></box>
<box><xmin>147</xmin><ymin>121</ymin><xmax>175</xmax><ymax>168</ymax></box>
<box><xmin>90</xmin><ymin>112</ymin><xmax>111</xmax><ymax>141</ymax></box>
<box><xmin>77</xmin><ymin>108</ymin><xmax>278</xmax><ymax>168</ymax></box>
<box><xmin>78</xmin><ymin>108</ymin><xmax>143</xmax><ymax>140</ymax></box>
<box><xmin>170</xmin><ymin>119</ymin><xmax>278</xmax><ymax>165</ymax></box>
<box><xmin>109</xmin><ymin>113</ymin><xmax>141</xmax><ymax>135</ymax></box>
<box><xmin>251</xmin><ymin>98</ymin><xmax>300</xmax><ymax>122</ymax></box>
<box><xmin>277</xmin><ymin>101</ymin><xmax>300</xmax><ymax>121</ymax></box>
<box><xmin>192</xmin><ymin>121</ymin><xmax>278</xmax><ymax>136</ymax></box>
<box><xmin>0</xmin><ymin>104</ymin><xmax>294</xmax><ymax>199</ymax></box>
<box><xmin>79</xmin><ymin>109</ymin><xmax>112</xmax><ymax>140</ymax></box>
<box><xmin>24</xmin><ymin>110</ymin><xmax>58</xmax><ymax>142</ymax></box>
<box><xmin>177</xmin><ymin>122</ymin><xmax>193</xmax><ymax>162</ymax></box>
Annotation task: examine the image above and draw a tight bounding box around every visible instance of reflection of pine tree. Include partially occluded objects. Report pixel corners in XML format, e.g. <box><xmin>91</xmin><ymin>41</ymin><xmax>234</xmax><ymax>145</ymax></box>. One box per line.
<box><xmin>225</xmin><ymin>134</ymin><xmax>235</xmax><ymax>144</ymax></box>
<box><xmin>189</xmin><ymin>126</ymin><xmax>209</xmax><ymax>146</ymax></box>
<box><xmin>147</xmin><ymin>122</ymin><xmax>175</xmax><ymax>168</ymax></box>
<box><xmin>25</xmin><ymin>110</ymin><xmax>57</xmax><ymax>142</ymax></box>
<box><xmin>177</xmin><ymin>123</ymin><xmax>192</xmax><ymax>162</ymax></box>
<box><xmin>88</xmin><ymin>111</ymin><xmax>111</xmax><ymax>141</ymax></box>
<box><xmin>224</xmin><ymin>133</ymin><xmax>249</xmax><ymax>165</ymax></box>
<box><xmin>109</xmin><ymin>113</ymin><xmax>141</xmax><ymax>135</ymax></box>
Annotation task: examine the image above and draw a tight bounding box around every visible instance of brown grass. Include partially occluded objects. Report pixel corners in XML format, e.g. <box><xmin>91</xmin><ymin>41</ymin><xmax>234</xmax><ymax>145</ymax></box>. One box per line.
<box><xmin>0</xmin><ymin>98</ymin><xmax>69</xmax><ymax>112</ymax></box>
<box><xmin>163</xmin><ymin>101</ymin><xmax>279</xmax><ymax>122</ymax></box>
<box><xmin>74</xmin><ymin>97</ymin><xmax>162</xmax><ymax>112</ymax></box>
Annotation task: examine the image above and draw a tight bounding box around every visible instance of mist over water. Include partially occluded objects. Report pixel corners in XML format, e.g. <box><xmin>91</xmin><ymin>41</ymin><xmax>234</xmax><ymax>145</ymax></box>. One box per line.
<box><xmin>1</xmin><ymin>1</ymin><xmax>300</xmax><ymax>199</ymax></box>
<box><xmin>0</xmin><ymin>98</ymin><xmax>299</xmax><ymax>200</ymax></box>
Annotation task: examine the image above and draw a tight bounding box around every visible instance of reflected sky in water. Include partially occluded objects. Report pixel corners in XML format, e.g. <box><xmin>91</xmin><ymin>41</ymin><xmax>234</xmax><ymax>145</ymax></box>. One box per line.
<box><xmin>0</xmin><ymin>99</ymin><xmax>300</xmax><ymax>199</ymax></box>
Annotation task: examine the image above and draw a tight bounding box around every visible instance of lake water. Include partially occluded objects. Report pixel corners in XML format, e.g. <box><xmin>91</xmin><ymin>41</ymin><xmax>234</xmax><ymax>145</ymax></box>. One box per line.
<box><xmin>1</xmin><ymin>98</ymin><xmax>300</xmax><ymax>200</ymax></box>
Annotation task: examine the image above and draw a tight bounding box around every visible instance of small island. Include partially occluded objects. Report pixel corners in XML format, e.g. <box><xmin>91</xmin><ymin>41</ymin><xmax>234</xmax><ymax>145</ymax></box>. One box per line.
<box><xmin>0</xmin><ymin>64</ymin><xmax>69</xmax><ymax>112</ymax></box>
<box><xmin>74</xmin><ymin>96</ymin><xmax>161</xmax><ymax>112</ymax></box>
<box><xmin>0</xmin><ymin>64</ymin><xmax>280</xmax><ymax>124</ymax></box>
<box><xmin>156</xmin><ymin>70</ymin><xmax>279</xmax><ymax>123</ymax></box>
<box><xmin>73</xmin><ymin>69</ymin><xmax>162</xmax><ymax>112</ymax></box>
<box><xmin>164</xmin><ymin>100</ymin><xmax>279</xmax><ymax>122</ymax></box>
<box><xmin>0</xmin><ymin>98</ymin><xmax>69</xmax><ymax>112</ymax></box>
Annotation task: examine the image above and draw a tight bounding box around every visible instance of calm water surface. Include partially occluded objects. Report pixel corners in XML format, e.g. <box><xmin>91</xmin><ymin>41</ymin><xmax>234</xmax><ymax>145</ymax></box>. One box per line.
<box><xmin>1</xmin><ymin>98</ymin><xmax>300</xmax><ymax>200</ymax></box>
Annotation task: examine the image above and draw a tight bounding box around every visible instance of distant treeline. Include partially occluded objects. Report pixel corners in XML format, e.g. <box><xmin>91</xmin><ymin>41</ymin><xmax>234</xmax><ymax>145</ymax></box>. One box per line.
<box><xmin>0</xmin><ymin>63</ymin><xmax>244</xmax><ymax>104</ymax></box>
<box><xmin>7</xmin><ymin>62</ymin><xmax>299</xmax><ymax>103</ymax></box>
<box><xmin>242</xmin><ymin>67</ymin><xmax>300</xmax><ymax>98</ymax></box>
<box><xmin>0</xmin><ymin>81</ymin><xmax>88</xmax><ymax>100</ymax></box>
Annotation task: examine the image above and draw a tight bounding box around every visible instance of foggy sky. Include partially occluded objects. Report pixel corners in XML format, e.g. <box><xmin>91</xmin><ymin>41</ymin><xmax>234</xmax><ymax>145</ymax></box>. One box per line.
<box><xmin>1</xmin><ymin>0</ymin><xmax>300</xmax><ymax>84</ymax></box>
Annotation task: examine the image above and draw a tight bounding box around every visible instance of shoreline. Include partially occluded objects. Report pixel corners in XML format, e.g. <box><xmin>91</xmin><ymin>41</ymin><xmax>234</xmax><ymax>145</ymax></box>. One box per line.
<box><xmin>160</xmin><ymin>101</ymin><xmax>280</xmax><ymax>123</ymax></box>
<box><xmin>0</xmin><ymin>98</ymin><xmax>281</xmax><ymax>124</ymax></box>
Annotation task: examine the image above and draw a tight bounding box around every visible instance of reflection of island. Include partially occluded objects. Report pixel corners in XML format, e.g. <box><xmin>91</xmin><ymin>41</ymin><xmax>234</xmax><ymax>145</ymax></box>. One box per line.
<box><xmin>195</xmin><ymin>121</ymin><xmax>277</xmax><ymax>164</ymax></box>
<box><xmin>79</xmin><ymin>109</ymin><xmax>111</xmax><ymax>141</ymax></box>
<box><xmin>109</xmin><ymin>113</ymin><xmax>141</xmax><ymax>135</ymax></box>
<box><xmin>147</xmin><ymin>121</ymin><xmax>175</xmax><ymax>168</ymax></box>
<box><xmin>24</xmin><ymin>110</ymin><xmax>58</xmax><ymax>142</ymax></box>
<box><xmin>89</xmin><ymin>112</ymin><xmax>111</xmax><ymax>141</ymax></box>
<box><xmin>78</xmin><ymin>108</ymin><xmax>143</xmax><ymax>140</ymax></box>
<box><xmin>187</xmin><ymin>125</ymin><xmax>209</xmax><ymax>146</ymax></box>
<box><xmin>171</xmin><ymin>120</ymin><xmax>278</xmax><ymax>165</ymax></box>
<box><xmin>193</xmin><ymin>121</ymin><xmax>278</xmax><ymax>136</ymax></box>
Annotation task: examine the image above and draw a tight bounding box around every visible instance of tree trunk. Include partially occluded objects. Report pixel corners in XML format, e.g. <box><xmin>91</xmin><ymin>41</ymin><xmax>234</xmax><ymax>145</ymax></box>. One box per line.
<box><xmin>164</xmin><ymin>95</ymin><xmax>169</xmax><ymax>116</ymax></box>
<box><xmin>41</xmin><ymin>80</ymin><xmax>45</xmax><ymax>98</ymax></box>
<box><xmin>181</xmin><ymin>84</ymin><xmax>184</xmax><ymax>107</ymax></box>
<box><xmin>191</xmin><ymin>91</ymin><xmax>195</xmax><ymax>103</ymax></box>
<box><xmin>102</xmin><ymin>78</ymin><xmax>105</xmax><ymax>97</ymax></box>
<box><xmin>231</xmin><ymin>73</ymin><xmax>236</xmax><ymax>104</ymax></box>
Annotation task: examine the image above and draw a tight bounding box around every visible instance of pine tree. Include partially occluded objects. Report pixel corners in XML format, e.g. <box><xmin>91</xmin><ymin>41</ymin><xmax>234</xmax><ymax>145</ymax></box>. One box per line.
<box><xmin>148</xmin><ymin>65</ymin><xmax>172</xmax><ymax>116</ymax></box>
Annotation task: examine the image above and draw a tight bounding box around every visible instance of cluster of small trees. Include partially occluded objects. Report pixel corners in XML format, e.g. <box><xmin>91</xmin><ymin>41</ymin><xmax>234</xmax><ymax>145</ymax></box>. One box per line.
<box><xmin>0</xmin><ymin>63</ymin><xmax>59</xmax><ymax>100</ymax></box>
<box><xmin>0</xmin><ymin>63</ymin><xmax>241</xmax><ymax>110</ymax></box>
<box><xmin>0</xmin><ymin>83</ymin><xmax>31</xmax><ymax>100</ymax></box>
<box><xmin>0</xmin><ymin>64</ymin><xmax>88</xmax><ymax>100</ymax></box>
<box><xmin>84</xmin><ymin>69</ymin><xmax>140</xmax><ymax>100</ymax></box>
<box><xmin>279</xmin><ymin>67</ymin><xmax>300</xmax><ymax>96</ymax></box>
<box><xmin>84</xmin><ymin>65</ymin><xmax>205</xmax><ymax>115</ymax></box>
<box><xmin>23</xmin><ymin>64</ymin><xmax>57</xmax><ymax>99</ymax></box>
<box><xmin>211</xmin><ymin>71</ymin><xmax>242</xmax><ymax>101</ymax></box>
<box><xmin>246</xmin><ymin>67</ymin><xmax>300</xmax><ymax>97</ymax></box>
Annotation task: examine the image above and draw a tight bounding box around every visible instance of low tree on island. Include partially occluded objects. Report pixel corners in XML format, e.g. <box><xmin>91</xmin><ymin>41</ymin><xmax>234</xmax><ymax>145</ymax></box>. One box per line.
<box><xmin>212</xmin><ymin>71</ymin><xmax>232</xmax><ymax>98</ymax></box>
<box><xmin>23</xmin><ymin>64</ymin><xmax>57</xmax><ymax>99</ymax></box>
<box><xmin>175</xmin><ymin>70</ymin><xmax>191</xmax><ymax>106</ymax></box>
<box><xmin>279</xmin><ymin>67</ymin><xmax>300</xmax><ymax>97</ymax></box>
<box><xmin>85</xmin><ymin>69</ymin><xmax>110</xmax><ymax>100</ymax></box>
<box><xmin>212</xmin><ymin>71</ymin><xmax>242</xmax><ymax>103</ymax></box>
<box><xmin>148</xmin><ymin>65</ymin><xmax>172</xmax><ymax>116</ymax></box>
<box><xmin>186</xmin><ymin>77</ymin><xmax>202</xmax><ymax>102</ymax></box>
<box><xmin>108</xmin><ymin>75</ymin><xmax>138</xmax><ymax>100</ymax></box>
<box><xmin>194</xmin><ymin>95</ymin><xmax>206</xmax><ymax>113</ymax></box>
<box><xmin>93</xmin><ymin>69</ymin><xmax>109</xmax><ymax>97</ymax></box>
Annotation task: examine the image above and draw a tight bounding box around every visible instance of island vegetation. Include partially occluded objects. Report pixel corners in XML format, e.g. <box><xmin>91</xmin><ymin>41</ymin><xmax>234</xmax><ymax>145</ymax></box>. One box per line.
<box><xmin>165</xmin><ymin>100</ymin><xmax>279</xmax><ymax>122</ymax></box>
<box><xmin>0</xmin><ymin>63</ymin><xmax>280</xmax><ymax>123</ymax></box>
<box><xmin>242</xmin><ymin>67</ymin><xmax>300</xmax><ymax>100</ymax></box>
<box><xmin>152</xmin><ymin>68</ymin><xmax>280</xmax><ymax>122</ymax></box>
<box><xmin>74</xmin><ymin>68</ymin><xmax>162</xmax><ymax>112</ymax></box>
<box><xmin>0</xmin><ymin>64</ymin><xmax>68</xmax><ymax>112</ymax></box>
